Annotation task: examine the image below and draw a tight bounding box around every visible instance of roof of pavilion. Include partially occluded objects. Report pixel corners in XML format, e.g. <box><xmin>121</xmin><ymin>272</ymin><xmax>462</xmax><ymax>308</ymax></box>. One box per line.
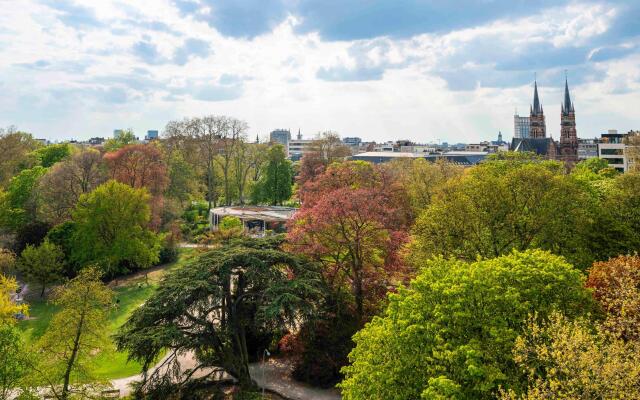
<box><xmin>210</xmin><ymin>206</ymin><xmax>297</xmax><ymax>222</ymax></box>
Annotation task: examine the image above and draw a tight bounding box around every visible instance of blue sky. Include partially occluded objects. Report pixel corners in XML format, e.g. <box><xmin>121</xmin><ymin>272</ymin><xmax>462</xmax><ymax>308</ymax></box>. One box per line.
<box><xmin>0</xmin><ymin>0</ymin><xmax>639</xmax><ymax>143</ymax></box>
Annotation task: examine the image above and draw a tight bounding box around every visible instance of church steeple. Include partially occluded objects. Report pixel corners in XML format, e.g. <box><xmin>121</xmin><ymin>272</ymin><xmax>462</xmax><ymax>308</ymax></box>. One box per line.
<box><xmin>529</xmin><ymin>77</ymin><xmax>546</xmax><ymax>138</ymax></box>
<box><xmin>562</xmin><ymin>74</ymin><xmax>573</xmax><ymax>115</ymax></box>
<box><xmin>532</xmin><ymin>80</ymin><xmax>542</xmax><ymax>115</ymax></box>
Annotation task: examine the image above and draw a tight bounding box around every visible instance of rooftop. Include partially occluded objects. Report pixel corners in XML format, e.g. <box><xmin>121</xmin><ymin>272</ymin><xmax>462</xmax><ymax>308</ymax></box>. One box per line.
<box><xmin>210</xmin><ymin>206</ymin><xmax>297</xmax><ymax>222</ymax></box>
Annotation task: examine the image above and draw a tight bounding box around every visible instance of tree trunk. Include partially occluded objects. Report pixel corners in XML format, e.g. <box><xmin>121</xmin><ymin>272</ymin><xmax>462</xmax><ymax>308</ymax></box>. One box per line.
<box><xmin>62</xmin><ymin>309</ymin><xmax>86</xmax><ymax>399</ymax></box>
<box><xmin>41</xmin><ymin>282</ymin><xmax>46</xmax><ymax>298</ymax></box>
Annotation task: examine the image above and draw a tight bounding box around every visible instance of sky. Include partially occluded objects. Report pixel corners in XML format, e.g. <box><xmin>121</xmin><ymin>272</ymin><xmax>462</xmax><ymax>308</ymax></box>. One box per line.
<box><xmin>1</xmin><ymin>0</ymin><xmax>639</xmax><ymax>143</ymax></box>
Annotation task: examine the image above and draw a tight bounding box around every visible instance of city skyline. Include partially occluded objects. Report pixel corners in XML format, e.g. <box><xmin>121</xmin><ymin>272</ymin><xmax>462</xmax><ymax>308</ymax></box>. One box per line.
<box><xmin>1</xmin><ymin>0</ymin><xmax>639</xmax><ymax>142</ymax></box>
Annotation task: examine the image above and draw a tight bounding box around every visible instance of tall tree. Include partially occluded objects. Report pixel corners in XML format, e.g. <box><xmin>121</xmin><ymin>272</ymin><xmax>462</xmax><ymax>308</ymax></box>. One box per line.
<box><xmin>116</xmin><ymin>237</ymin><xmax>321</xmax><ymax>396</ymax></box>
<box><xmin>252</xmin><ymin>144</ymin><xmax>292</xmax><ymax>205</ymax></box>
<box><xmin>340</xmin><ymin>250</ymin><xmax>594</xmax><ymax>400</ymax></box>
<box><xmin>0</xmin><ymin>323</ymin><xmax>30</xmax><ymax>400</ymax></box>
<box><xmin>31</xmin><ymin>143</ymin><xmax>72</xmax><ymax>168</ymax></box>
<box><xmin>412</xmin><ymin>159</ymin><xmax>595</xmax><ymax>269</ymax></box>
<box><xmin>104</xmin><ymin>144</ymin><xmax>168</xmax><ymax>229</ymax></box>
<box><xmin>19</xmin><ymin>240</ymin><xmax>65</xmax><ymax>297</ymax></box>
<box><xmin>71</xmin><ymin>180</ymin><xmax>160</xmax><ymax>277</ymax></box>
<box><xmin>214</xmin><ymin>117</ymin><xmax>247</xmax><ymax>205</ymax></box>
<box><xmin>33</xmin><ymin>268</ymin><xmax>113</xmax><ymax>400</ymax></box>
<box><xmin>38</xmin><ymin>148</ymin><xmax>106</xmax><ymax>225</ymax></box>
<box><xmin>0</xmin><ymin>127</ymin><xmax>41</xmax><ymax>187</ymax></box>
<box><xmin>0</xmin><ymin>166</ymin><xmax>47</xmax><ymax>231</ymax></box>
<box><xmin>103</xmin><ymin>129</ymin><xmax>137</xmax><ymax>152</ymax></box>
<box><xmin>297</xmin><ymin>132</ymin><xmax>351</xmax><ymax>186</ymax></box>
<box><xmin>232</xmin><ymin>142</ymin><xmax>267</xmax><ymax>205</ymax></box>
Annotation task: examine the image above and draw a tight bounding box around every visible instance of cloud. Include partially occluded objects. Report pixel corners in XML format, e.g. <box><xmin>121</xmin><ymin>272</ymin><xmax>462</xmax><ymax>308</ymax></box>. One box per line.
<box><xmin>132</xmin><ymin>40</ymin><xmax>168</xmax><ymax>65</ymax></box>
<box><xmin>172</xmin><ymin>38</ymin><xmax>212</xmax><ymax>65</ymax></box>
<box><xmin>45</xmin><ymin>0</ymin><xmax>104</xmax><ymax>29</ymax></box>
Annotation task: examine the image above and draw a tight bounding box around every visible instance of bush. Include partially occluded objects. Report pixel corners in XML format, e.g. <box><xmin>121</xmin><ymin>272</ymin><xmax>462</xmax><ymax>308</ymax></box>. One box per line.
<box><xmin>13</xmin><ymin>220</ymin><xmax>50</xmax><ymax>255</ymax></box>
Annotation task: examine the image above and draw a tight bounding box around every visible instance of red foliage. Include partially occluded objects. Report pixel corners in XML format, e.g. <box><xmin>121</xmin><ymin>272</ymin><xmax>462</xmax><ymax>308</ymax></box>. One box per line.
<box><xmin>287</xmin><ymin>161</ymin><xmax>412</xmax><ymax>321</ymax></box>
<box><xmin>104</xmin><ymin>144</ymin><xmax>169</xmax><ymax>229</ymax></box>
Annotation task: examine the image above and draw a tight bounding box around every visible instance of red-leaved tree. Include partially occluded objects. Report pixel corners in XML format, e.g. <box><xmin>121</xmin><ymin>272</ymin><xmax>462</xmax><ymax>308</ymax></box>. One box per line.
<box><xmin>287</xmin><ymin>161</ymin><xmax>411</xmax><ymax>322</ymax></box>
<box><xmin>104</xmin><ymin>144</ymin><xmax>168</xmax><ymax>230</ymax></box>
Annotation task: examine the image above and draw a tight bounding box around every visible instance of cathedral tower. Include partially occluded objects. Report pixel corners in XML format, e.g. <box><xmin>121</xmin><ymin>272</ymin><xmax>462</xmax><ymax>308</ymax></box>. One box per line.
<box><xmin>529</xmin><ymin>80</ymin><xmax>546</xmax><ymax>138</ymax></box>
<box><xmin>559</xmin><ymin>76</ymin><xmax>578</xmax><ymax>159</ymax></box>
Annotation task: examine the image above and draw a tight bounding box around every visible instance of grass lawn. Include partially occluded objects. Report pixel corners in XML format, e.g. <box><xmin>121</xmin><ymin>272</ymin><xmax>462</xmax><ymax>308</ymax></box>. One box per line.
<box><xmin>17</xmin><ymin>248</ymin><xmax>199</xmax><ymax>380</ymax></box>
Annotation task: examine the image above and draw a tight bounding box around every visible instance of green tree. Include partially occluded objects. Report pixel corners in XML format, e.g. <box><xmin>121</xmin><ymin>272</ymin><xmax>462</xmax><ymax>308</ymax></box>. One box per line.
<box><xmin>0</xmin><ymin>166</ymin><xmax>47</xmax><ymax>231</ymax></box>
<box><xmin>0</xmin><ymin>323</ymin><xmax>30</xmax><ymax>400</ymax></box>
<box><xmin>103</xmin><ymin>129</ymin><xmax>137</xmax><ymax>152</ymax></box>
<box><xmin>252</xmin><ymin>144</ymin><xmax>292</xmax><ymax>205</ymax></box>
<box><xmin>339</xmin><ymin>250</ymin><xmax>594</xmax><ymax>400</ymax></box>
<box><xmin>0</xmin><ymin>128</ymin><xmax>41</xmax><ymax>187</ymax></box>
<box><xmin>116</xmin><ymin>237</ymin><xmax>321</xmax><ymax>396</ymax></box>
<box><xmin>31</xmin><ymin>143</ymin><xmax>72</xmax><ymax>168</ymax></box>
<box><xmin>412</xmin><ymin>159</ymin><xmax>595</xmax><ymax>269</ymax></box>
<box><xmin>71</xmin><ymin>180</ymin><xmax>160</xmax><ymax>277</ymax></box>
<box><xmin>33</xmin><ymin>267</ymin><xmax>113</xmax><ymax>400</ymax></box>
<box><xmin>19</xmin><ymin>240</ymin><xmax>65</xmax><ymax>297</ymax></box>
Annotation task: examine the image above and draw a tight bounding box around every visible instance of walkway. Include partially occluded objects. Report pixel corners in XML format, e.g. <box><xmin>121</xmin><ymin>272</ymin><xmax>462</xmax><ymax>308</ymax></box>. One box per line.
<box><xmin>111</xmin><ymin>353</ymin><xmax>341</xmax><ymax>400</ymax></box>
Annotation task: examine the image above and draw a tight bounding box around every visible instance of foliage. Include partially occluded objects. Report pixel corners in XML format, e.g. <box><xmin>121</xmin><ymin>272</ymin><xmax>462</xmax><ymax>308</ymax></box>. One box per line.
<box><xmin>19</xmin><ymin>240</ymin><xmax>65</xmax><ymax>297</ymax></box>
<box><xmin>288</xmin><ymin>161</ymin><xmax>411</xmax><ymax>321</ymax></box>
<box><xmin>412</xmin><ymin>159</ymin><xmax>596</xmax><ymax>269</ymax></box>
<box><xmin>103</xmin><ymin>129</ymin><xmax>137</xmax><ymax>152</ymax></box>
<box><xmin>500</xmin><ymin>312</ymin><xmax>640</xmax><ymax>400</ymax></box>
<box><xmin>38</xmin><ymin>148</ymin><xmax>106</xmax><ymax>225</ymax></box>
<box><xmin>0</xmin><ymin>323</ymin><xmax>31</xmax><ymax>400</ymax></box>
<box><xmin>31</xmin><ymin>267</ymin><xmax>113</xmax><ymax>400</ymax></box>
<box><xmin>45</xmin><ymin>222</ymin><xmax>77</xmax><ymax>277</ymax></box>
<box><xmin>339</xmin><ymin>250</ymin><xmax>594</xmax><ymax>400</ymax></box>
<box><xmin>0</xmin><ymin>129</ymin><xmax>41</xmax><ymax>187</ymax></box>
<box><xmin>572</xmin><ymin>157</ymin><xmax>617</xmax><ymax>179</ymax></box>
<box><xmin>0</xmin><ymin>166</ymin><xmax>47</xmax><ymax>231</ymax></box>
<box><xmin>0</xmin><ymin>248</ymin><xmax>15</xmax><ymax>274</ymax></box>
<box><xmin>71</xmin><ymin>180</ymin><xmax>160</xmax><ymax>278</ymax></box>
<box><xmin>0</xmin><ymin>274</ymin><xmax>27</xmax><ymax>324</ymax></box>
<box><xmin>219</xmin><ymin>216</ymin><xmax>242</xmax><ymax>231</ymax></box>
<box><xmin>297</xmin><ymin>132</ymin><xmax>351</xmax><ymax>186</ymax></box>
<box><xmin>166</xmin><ymin>151</ymin><xmax>200</xmax><ymax>205</ymax></box>
<box><xmin>116</xmin><ymin>237</ymin><xmax>322</xmax><ymax>395</ymax></box>
<box><xmin>31</xmin><ymin>143</ymin><xmax>72</xmax><ymax>168</ymax></box>
<box><xmin>12</xmin><ymin>220</ymin><xmax>51</xmax><ymax>257</ymax></box>
<box><xmin>586</xmin><ymin>255</ymin><xmax>640</xmax><ymax>340</ymax></box>
<box><xmin>252</xmin><ymin>145</ymin><xmax>293</xmax><ymax>205</ymax></box>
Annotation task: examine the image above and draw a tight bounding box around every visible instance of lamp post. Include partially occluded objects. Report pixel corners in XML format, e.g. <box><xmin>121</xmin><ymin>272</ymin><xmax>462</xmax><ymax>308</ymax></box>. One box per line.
<box><xmin>262</xmin><ymin>349</ymin><xmax>270</xmax><ymax>398</ymax></box>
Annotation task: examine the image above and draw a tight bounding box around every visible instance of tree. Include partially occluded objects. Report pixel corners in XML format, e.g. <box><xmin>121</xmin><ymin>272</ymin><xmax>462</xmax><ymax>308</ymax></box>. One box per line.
<box><xmin>0</xmin><ymin>274</ymin><xmax>27</xmax><ymax>324</ymax></box>
<box><xmin>289</xmin><ymin>161</ymin><xmax>411</xmax><ymax>322</ymax></box>
<box><xmin>213</xmin><ymin>117</ymin><xmax>247</xmax><ymax>205</ymax></box>
<box><xmin>252</xmin><ymin>145</ymin><xmax>293</xmax><ymax>205</ymax></box>
<box><xmin>33</xmin><ymin>267</ymin><xmax>113</xmax><ymax>400</ymax></box>
<box><xmin>412</xmin><ymin>160</ymin><xmax>596</xmax><ymax>269</ymax></box>
<box><xmin>297</xmin><ymin>132</ymin><xmax>351</xmax><ymax>186</ymax></box>
<box><xmin>165</xmin><ymin>151</ymin><xmax>200</xmax><ymax>206</ymax></box>
<box><xmin>104</xmin><ymin>144</ymin><xmax>169</xmax><ymax>229</ymax></box>
<box><xmin>71</xmin><ymin>181</ymin><xmax>160</xmax><ymax>278</ymax></box>
<box><xmin>19</xmin><ymin>240</ymin><xmax>65</xmax><ymax>297</ymax></box>
<box><xmin>0</xmin><ymin>249</ymin><xmax>15</xmax><ymax>275</ymax></box>
<box><xmin>32</xmin><ymin>143</ymin><xmax>72</xmax><ymax>168</ymax></box>
<box><xmin>586</xmin><ymin>255</ymin><xmax>640</xmax><ymax>340</ymax></box>
<box><xmin>0</xmin><ymin>166</ymin><xmax>47</xmax><ymax>231</ymax></box>
<box><xmin>0</xmin><ymin>323</ymin><xmax>30</xmax><ymax>400</ymax></box>
<box><xmin>0</xmin><ymin>128</ymin><xmax>41</xmax><ymax>187</ymax></box>
<box><xmin>339</xmin><ymin>250</ymin><xmax>594</xmax><ymax>400</ymax></box>
<box><xmin>103</xmin><ymin>129</ymin><xmax>137</xmax><ymax>152</ymax></box>
<box><xmin>116</xmin><ymin>237</ymin><xmax>321</xmax><ymax>396</ymax></box>
<box><xmin>232</xmin><ymin>142</ymin><xmax>267</xmax><ymax>205</ymax></box>
<box><xmin>38</xmin><ymin>148</ymin><xmax>106</xmax><ymax>225</ymax></box>
<box><xmin>395</xmin><ymin>158</ymin><xmax>463</xmax><ymax>213</ymax></box>
<box><xmin>500</xmin><ymin>312</ymin><xmax>640</xmax><ymax>400</ymax></box>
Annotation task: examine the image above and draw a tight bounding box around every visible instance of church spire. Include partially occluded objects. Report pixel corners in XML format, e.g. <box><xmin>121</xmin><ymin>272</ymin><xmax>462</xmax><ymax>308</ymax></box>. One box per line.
<box><xmin>532</xmin><ymin>79</ymin><xmax>542</xmax><ymax>115</ymax></box>
<box><xmin>562</xmin><ymin>73</ymin><xmax>573</xmax><ymax>115</ymax></box>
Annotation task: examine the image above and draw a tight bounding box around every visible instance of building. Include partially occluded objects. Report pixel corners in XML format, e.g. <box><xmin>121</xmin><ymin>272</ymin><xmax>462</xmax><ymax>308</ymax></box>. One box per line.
<box><xmin>529</xmin><ymin>80</ymin><xmax>546</xmax><ymax>138</ymax></box>
<box><xmin>113</xmin><ymin>129</ymin><xmax>124</xmax><ymax>138</ymax></box>
<box><xmin>373</xmin><ymin>141</ymin><xmax>395</xmax><ymax>152</ymax></box>
<box><xmin>558</xmin><ymin>77</ymin><xmax>578</xmax><ymax>161</ymax></box>
<box><xmin>514</xmin><ymin>114</ymin><xmax>530</xmax><ymax>139</ymax></box>
<box><xmin>288</xmin><ymin>138</ymin><xmax>314</xmax><ymax>161</ymax></box>
<box><xmin>88</xmin><ymin>137</ymin><xmax>105</xmax><ymax>146</ymax></box>
<box><xmin>577</xmin><ymin>138</ymin><xmax>598</xmax><ymax>160</ymax></box>
<box><xmin>351</xmin><ymin>151</ymin><xmax>488</xmax><ymax>166</ymax></box>
<box><xmin>598</xmin><ymin>130</ymin><xmax>627</xmax><ymax>172</ymax></box>
<box><xmin>269</xmin><ymin>129</ymin><xmax>291</xmax><ymax>146</ymax></box>
<box><xmin>146</xmin><ymin>130</ymin><xmax>159</xmax><ymax>140</ymax></box>
<box><xmin>511</xmin><ymin>137</ymin><xmax>558</xmax><ymax>158</ymax></box>
<box><xmin>209</xmin><ymin>206</ymin><xmax>297</xmax><ymax>236</ymax></box>
<box><xmin>343</xmin><ymin>137</ymin><xmax>362</xmax><ymax>147</ymax></box>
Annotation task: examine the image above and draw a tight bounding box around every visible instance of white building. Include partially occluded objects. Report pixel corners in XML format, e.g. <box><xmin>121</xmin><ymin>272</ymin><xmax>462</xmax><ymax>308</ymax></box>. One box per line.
<box><xmin>598</xmin><ymin>130</ymin><xmax>627</xmax><ymax>172</ymax></box>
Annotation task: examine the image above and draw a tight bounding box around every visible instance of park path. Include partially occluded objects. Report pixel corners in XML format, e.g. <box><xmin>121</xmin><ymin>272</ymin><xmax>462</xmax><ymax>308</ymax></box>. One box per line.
<box><xmin>111</xmin><ymin>352</ymin><xmax>341</xmax><ymax>400</ymax></box>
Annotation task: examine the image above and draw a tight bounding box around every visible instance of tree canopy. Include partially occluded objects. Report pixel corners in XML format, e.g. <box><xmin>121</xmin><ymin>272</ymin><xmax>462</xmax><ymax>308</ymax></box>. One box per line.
<box><xmin>340</xmin><ymin>250</ymin><xmax>593</xmax><ymax>400</ymax></box>
<box><xmin>116</xmin><ymin>236</ymin><xmax>321</xmax><ymax>396</ymax></box>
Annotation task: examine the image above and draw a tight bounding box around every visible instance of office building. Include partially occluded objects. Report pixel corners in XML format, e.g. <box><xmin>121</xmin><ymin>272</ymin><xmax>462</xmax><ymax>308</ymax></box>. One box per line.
<box><xmin>514</xmin><ymin>115</ymin><xmax>530</xmax><ymax>139</ymax></box>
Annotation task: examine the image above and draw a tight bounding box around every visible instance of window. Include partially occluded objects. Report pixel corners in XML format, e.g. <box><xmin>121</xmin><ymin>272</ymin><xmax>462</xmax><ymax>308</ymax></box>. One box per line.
<box><xmin>606</xmin><ymin>158</ymin><xmax>625</xmax><ymax>165</ymax></box>
<box><xmin>601</xmin><ymin>148</ymin><xmax>624</xmax><ymax>155</ymax></box>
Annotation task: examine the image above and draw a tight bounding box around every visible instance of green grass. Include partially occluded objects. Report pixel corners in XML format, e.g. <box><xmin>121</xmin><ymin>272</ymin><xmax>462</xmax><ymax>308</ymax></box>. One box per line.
<box><xmin>17</xmin><ymin>248</ymin><xmax>198</xmax><ymax>380</ymax></box>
